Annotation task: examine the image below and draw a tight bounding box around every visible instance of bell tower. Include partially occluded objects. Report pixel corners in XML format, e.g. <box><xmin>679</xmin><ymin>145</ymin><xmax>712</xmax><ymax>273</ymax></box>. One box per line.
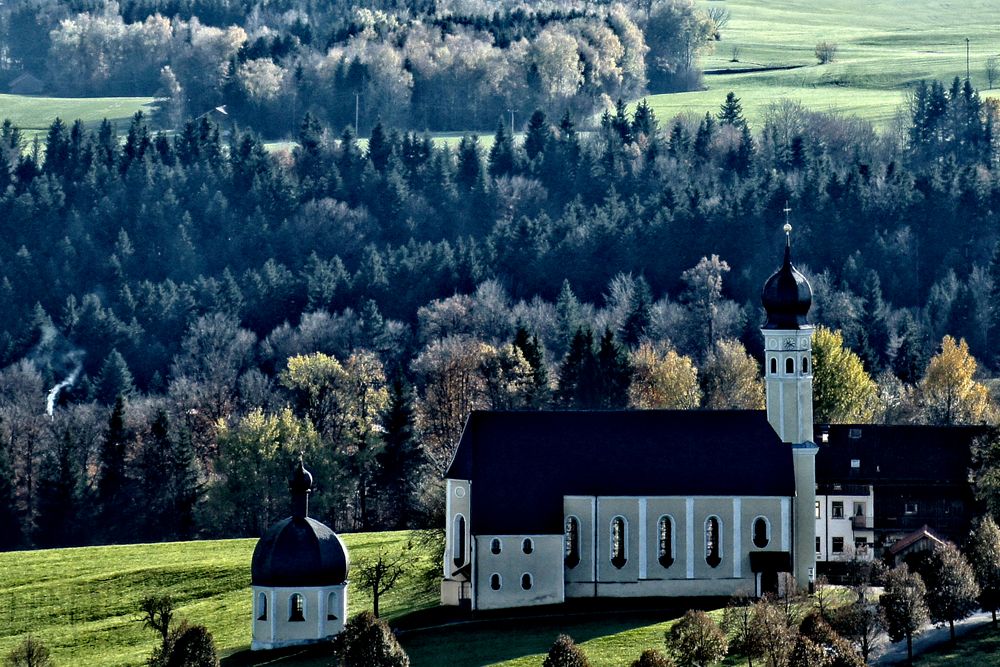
<box><xmin>761</xmin><ymin>212</ymin><xmax>817</xmax><ymax>591</ymax></box>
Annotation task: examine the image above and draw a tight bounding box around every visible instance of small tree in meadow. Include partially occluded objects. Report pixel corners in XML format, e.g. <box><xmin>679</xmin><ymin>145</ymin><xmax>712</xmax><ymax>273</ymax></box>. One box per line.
<box><xmin>164</xmin><ymin>624</ymin><xmax>218</xmax><ymax>667</ymax></box>
<box><xmin>337</xmin><ymin>611</ymin><xmax>409</xmax><ymax>667</ymax></box>
<box><xmin>815</xmin><ymin>42</ymin><xmax>838</xmax><ymax>64</ymax></box>
<box><xmin>666</xmin><ymin>610</ymin><xmax>728</xmax><ymax>667</ymax></box>
<box><xmin>4</xmin><ymin>635</ymin><xmax>54</xmax><ymax>667</ymax></box>
<box><xmin>722</xmin><ymin>591</ymin><xmax>759</xmax><ymax>667</ymax></box>
<box><xmin>543</xmin><ymin>634</ymin><xmax>590</xmax><ymax>667</ymax></box>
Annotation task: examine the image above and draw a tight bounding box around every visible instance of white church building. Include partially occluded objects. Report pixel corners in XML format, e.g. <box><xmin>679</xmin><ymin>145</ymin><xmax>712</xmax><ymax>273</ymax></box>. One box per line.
<box><xmin>250</xmin><ymin>460</ymin><xmax>350</xmax><ymax>649</ymax></box>
<box><xmin>442</xmin><ymin>228</ymin><xmax>820</xmax><ymax>610</ymax></box>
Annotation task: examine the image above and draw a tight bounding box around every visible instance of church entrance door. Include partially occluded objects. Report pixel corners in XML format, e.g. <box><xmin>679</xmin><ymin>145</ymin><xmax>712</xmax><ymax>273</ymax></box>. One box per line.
<box><xmin>760</xmin><ymin>570</ymin><xmax>779</xmax><ymax>596</ymax></box>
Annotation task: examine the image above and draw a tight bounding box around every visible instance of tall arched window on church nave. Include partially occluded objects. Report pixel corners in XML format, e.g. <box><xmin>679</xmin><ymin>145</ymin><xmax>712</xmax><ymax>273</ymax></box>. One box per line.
<box><xmin>752</xmin><ymin>516</ymin><xmax>770</xmax><ymax>548</ymax></box>
<box><xmin>453</xmin><ymin>514</ymin><xmax>466</xmax><ymax>567</ymax></box>
<box><xmin>565</xmin><ymin>516</ymin><xmax>581</xmax><ymax>568</ymax></box>
<box><xmin>658</xmin><ymin>515</ymin><xmax>674</xmax><ymax>568</ymax></box>
<box><xmin>611</xmin><ymin>516</ymin><xmax>627</xmax><ymax>569</ymax></box>
<box><xmin>705</xmin><ymin>516</ymin><xmax>722</xmax><ymax>568</ymax></box>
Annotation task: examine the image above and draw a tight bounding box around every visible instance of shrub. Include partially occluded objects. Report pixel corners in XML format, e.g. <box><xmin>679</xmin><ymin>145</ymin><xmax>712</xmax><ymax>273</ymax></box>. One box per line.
<box><xmin>815</xmin><ymin>42</ymin><xmax>838</xmax><ymax>64</ymax></box>
<box><xmin>631</xmin><ymin>648</ymin><xmax>676</xmax><ymax>667</ymax></box>
<box><xmin>338</xmin><ymin>611</ymin><xmax>409</xmax><ymax>667</ymax></box>
<box><xmin>543</xmin><ymin>634</ymin><xmax>590</xmax><ymax>667</ymax></box>
<box><xmin>666</xmin><ymin>610</ymin><xmax>728</xmax><ymax>666</ymax></box>
<box><xmin>4</xmin><ymin>636</ymin><xmax>54</xmax><ymax>667</ymax></box>
<box><xmin>164</xmin><ymin>623</ymin><xmax>218</xmax><ymax>667</ymax></box>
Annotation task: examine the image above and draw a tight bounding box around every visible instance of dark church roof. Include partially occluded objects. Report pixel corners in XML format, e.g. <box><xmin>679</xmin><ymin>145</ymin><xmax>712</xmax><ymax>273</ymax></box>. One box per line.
<box><xmin>814</xmin><ymin>424</ymin><xmax>987</xmax><ymax>485</ymax></box>
<box><xmin>447</xmin><ymin>410</ymin><xmax>796</xmax><ymax>536</ymax></box>
<box><xmin>251</xmin><ymin>461</ymin><xmax>349</xmax><ymax>587</ymax></box>
<box><xmin>761</xmin><ymin>236</ymin><xmax>812</xmax><ymax>330</ymax></box>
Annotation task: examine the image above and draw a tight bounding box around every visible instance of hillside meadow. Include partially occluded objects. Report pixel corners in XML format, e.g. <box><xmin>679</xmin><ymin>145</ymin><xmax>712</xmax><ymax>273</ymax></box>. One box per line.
<box><xmin>651</xmin><ymin>0</ymin><xmax>1000</xmax><ymax>127</ymax></box>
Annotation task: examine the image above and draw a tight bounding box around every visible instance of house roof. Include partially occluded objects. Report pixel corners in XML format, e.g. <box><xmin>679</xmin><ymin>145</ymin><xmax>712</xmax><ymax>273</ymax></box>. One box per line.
<box><xmin>447</xmin><ymin>410</ymin><xmax>796</xmax><ymax>536</ymax></box>
<box><xmin>888</xmin><ymin>525</ymin><xmax>946</xmax><ymax>556</ymax></box>
<box><xmin>814</xmin><ymin>424</ymin><xmax>987</xmax><ymax>485</ymax></box>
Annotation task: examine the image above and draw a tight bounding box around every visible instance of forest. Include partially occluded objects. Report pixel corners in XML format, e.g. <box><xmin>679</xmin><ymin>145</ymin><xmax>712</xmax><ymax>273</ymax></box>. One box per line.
<box><xmin>0</xmin><ymin>0</ymin><xmax>714</xmax><ymax>134</ymax></box>
<box><xmin>0</xmin><ymin>70</ymin><xmax>1000</xmax><ymax>550</ymax></box>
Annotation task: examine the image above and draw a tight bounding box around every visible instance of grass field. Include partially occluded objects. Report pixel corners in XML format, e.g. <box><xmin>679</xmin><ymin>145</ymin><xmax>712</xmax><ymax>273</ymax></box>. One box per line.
<box><xmin>650</xmin><ymin>0</ymin><xmax>1000</xmax><ymax>127</ymax></box>
<box><xmin>916</xmin><ymin>623</ymin><xmax>1000</xmax><ymax>666</ymax></box>
<box><xmin>0</xmin><ymin>531</ymin><xmax>438</xmax><ymax>667</ymax></box>
<box><xmin>0</xmin><ymin>94</ymin><xmax>155</xmax><ymax>140</ymax></box>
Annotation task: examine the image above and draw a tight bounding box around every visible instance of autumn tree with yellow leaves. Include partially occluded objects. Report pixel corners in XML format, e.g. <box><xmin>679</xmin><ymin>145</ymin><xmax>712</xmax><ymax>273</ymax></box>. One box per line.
<box><xmin>812</xmin><ymin>326</ymin><xmax>878</xmax><ymax>423</ymax></box>
<box><xmin>628</xmin><ymin>341</ymin><xmax>701</xmax><ymax>409</ymax></box>
<box><xmin>919</xmin><ymin>336</ymin><xmax>994</xmax><ymax>425</ymax></box>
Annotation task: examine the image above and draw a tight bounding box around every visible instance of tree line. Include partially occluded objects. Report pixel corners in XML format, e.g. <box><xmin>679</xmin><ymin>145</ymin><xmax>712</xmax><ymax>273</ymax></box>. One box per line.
<box><xmin>1</xmin><ymin>79</ymin><xmax>1000</xmax><ymax>549</ymax></box>
<box><xmin>1</xmin><ymin>0</ymin><xmax>717</xmax><ymax>134</ymax></box>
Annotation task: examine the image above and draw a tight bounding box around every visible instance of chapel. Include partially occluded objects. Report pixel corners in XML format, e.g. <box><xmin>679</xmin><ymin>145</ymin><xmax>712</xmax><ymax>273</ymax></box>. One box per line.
<box><xmin>250</xmin><ymin>459</ymin><xmax>350</xmax><ymax>649</ymax></box>
<box><xmin>441</xmin><ymin>225</ymin><xmax>819</xmax><ymax>610</ymax></box>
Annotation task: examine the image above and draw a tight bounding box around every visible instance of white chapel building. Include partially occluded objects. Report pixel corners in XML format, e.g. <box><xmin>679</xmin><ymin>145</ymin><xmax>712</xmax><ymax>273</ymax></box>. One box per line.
<box><xmin>250</xmin><ymin>460</ymin><xmax>350</xmax><ymax>649</ymax></box>
<box><xmin>442</xmin><ymin>228</ymin><xmax>820</xmax><ymax>610</ymax></box>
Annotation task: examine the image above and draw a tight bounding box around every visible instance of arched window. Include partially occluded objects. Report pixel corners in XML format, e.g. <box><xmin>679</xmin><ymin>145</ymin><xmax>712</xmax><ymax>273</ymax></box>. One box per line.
<box><xmin>753</xmin><ymin>517</ymin><xmax>770</xmax><ymax>548</ymax></box>
<box><xmin>490</xmin><ymin>573</ymin><xmax>502</xmax><ymax>591</ymax></box>
<box><xmin>289</xmin><ymin>593</ymin><xmax>305</xmax><ymax>622</ymax></box>
<box><xmin>257</xmin><ymin>592</ymin><xmax>267</xmax><ymax>621</ymax></box>
<box><xmin>521</xmin><ymin>573</ymin><xmax>533</xmax><ymax>590</ymax></box>
<box><xmin>565</xmin><ymin>516</ymin><xmax>581</xmax><ymax>569</ymax></box>
<box><xmin>611</xmin><ymin>516</ymin><xmax>628</xmax><ymax>569</ymax></box>
<box><xmin>453</xmin><ymin>514</ymin><xmax>466</xmax><ymax>567</ymax></box>
<box><xmin>705</xmin><ymin>516</ymin><xmax>722</xmax><ymax>568</ymax></box>
<box><xmin>802</xmin><ymin>357</ymin><xmax>809</xmax><ymax>373</ymax></box>
<box><xmin>658</xmin><ymin>516</ymin><xmax>674</xmax><ymax>568</ymax></box>
<box><xmin>522</xmin><ymin>538</ymin><xmax>534</xmax><ymax>555</ymax></box>
<box><xmin>785</xmin><ymin>357</ymin><xmax>794</xmax><ymax>374</ymax></box>
<box><xmin>327</xmin><ymin>592</ymin><xmax>338</xmax><ymax>620</ymax></box>
<box><xmin>491</xmin><ymin>538</ymin><xmax>502</xmax><ymax>555</ymax></box>
<box><xmin>770</xmin><ymin>357</ymin><xmax>777</xmax><ymax>374</ymax></box>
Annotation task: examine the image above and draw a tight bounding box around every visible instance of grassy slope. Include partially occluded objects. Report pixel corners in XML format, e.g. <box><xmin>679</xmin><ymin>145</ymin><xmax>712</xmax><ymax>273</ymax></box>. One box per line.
<box><xmin>646</xmin><ymin>0</ymin><xmax>1000</xmax><ymax>127</ymax></box>
<box><xmin>915</xmin><ymin>624</ymin><xmax>1000</xmax><ymax>666</ymax></box>
<box><xmin>0</xmin><ymin>531</ymin><xmax>437</xmax><ymax>667</ymax></box>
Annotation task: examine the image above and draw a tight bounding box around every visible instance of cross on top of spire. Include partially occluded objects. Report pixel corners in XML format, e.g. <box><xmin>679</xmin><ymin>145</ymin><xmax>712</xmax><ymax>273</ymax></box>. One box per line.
<box><xmin>783</xmin><ymin>202</ymin><xmax>792</xmax><ymax>239</ymax></box>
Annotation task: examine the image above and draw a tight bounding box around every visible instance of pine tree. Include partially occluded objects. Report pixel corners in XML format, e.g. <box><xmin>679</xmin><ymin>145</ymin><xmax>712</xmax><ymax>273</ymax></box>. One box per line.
<box><xmin>95</xmin><ymin>349</ymin><xmax>135</xmax><ymax>405</ymax></box>
<box><xmin>555</xmin><ymin>279</ymin><xmax>583</xmax><ymax>356</ymax></box>
<box><xmin>0</xmin><ymin>443</ymin><xmax>21</xmax><ymax>551</ymax></box>
<box><xmin>33</xmin><ymin>431</ymin><xmax>79</xmax><ymax>547</ymax></box>
<box><xmin>620</xmin><ymin>276</ymin><xmax>652</xmax><ymax>347</ymax></box>
<box><xmin>694</xmin><ymin>112</ymin><xmax>716</xmax><ymax>159</ymax></box>
<box><xmin>513</xmin><ymin>325</ymin><xmax>550</xmax><ymax>408</ymax></box>
<box><xmin>557</xmin><ymin>328</ymin><xmax>596</xmax><ymax>409</ymax></box>
<box><xmin>456</xmin><ymin>135</ymin><xmax>482</xmax><ymax>190</ymax></box>
<box><xmin>856</xmin><ymin>271</ymin><xmax>892</xmax><ymax>373</ymax></box>
<box><xmin>893</xmin><ymin>312</ymin><xmax>927</xmax><ymax>383</ymax></box>
<box><xmin>97</xmin><ymin>395</ymin><xmax>129</xmax><ymax>541</ymax></box>
<box><xmin>631</xmin><ymin>99</ymin><xmax>658</xmax><ymax>138</ymax></box>
<box><xmin>524</xmin><ymin>109</ymin><xmax>549</xmax><ymax>162</ymax></box>
<box><xmin>596</xmin><ymin>329</ymin><xmax>631</xmax><ymax>409</ymax></box>
<box><xmin>368</xmin><ymin>120</ymin><xmax>392</xmax><ymax>172</ymax></box>
<box><xmin>376</xmin><ymin>379</ymin><xmax>424</xmax><ymax>529</ymax></box>
<box><xmin>488</xmin><ymin>119</ymin><xmax>516</xmax><ymax>178</ymax></box>
<box><xmin>718</xmin><ymin>91</ymin><xmax>747</xmax><ymax>129</ymax></box>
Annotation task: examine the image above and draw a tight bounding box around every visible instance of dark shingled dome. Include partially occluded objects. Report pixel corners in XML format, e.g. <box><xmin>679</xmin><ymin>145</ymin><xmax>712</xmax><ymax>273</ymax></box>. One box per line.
<box><xmin>251</xmin><ymin>460</ymin><xmax>349</xmax><ymax>587</ymax></box>
<box><xmin>761</xmin><ymin>240</ymin><xmax>812</xmax><ymax>329</ymax></box>
<box><xmin>251</xmin><ymin>516</ymin><xmax>350</xmax><ymax>587</ymax></box>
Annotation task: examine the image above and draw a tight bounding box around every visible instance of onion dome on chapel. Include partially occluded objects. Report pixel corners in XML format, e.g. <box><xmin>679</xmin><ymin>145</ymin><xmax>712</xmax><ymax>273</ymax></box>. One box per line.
<box><xmin>251</xmin><ymin>459</ymin><xmax>349</xmax><ymax>587</ymax></box>
<box><xmin>761</xmin><ymin>223</ymin><xmax>812</xmax><ymax>330</ymax></box>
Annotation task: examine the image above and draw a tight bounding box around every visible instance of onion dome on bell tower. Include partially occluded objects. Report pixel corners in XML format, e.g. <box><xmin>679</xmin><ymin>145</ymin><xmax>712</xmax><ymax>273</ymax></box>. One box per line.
<box><xmin>761</xmin><ymin>221</ymin><xmax>812</xmax><ymax>329</ymax></box>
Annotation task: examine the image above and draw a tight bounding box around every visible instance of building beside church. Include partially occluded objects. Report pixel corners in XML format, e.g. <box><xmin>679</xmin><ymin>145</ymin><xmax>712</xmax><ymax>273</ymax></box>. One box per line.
<box><xmin>441</xmin><ymin>227</ymin><xmax>819</xmax><ymax>610</ymax></box>
<box><xmin>250</xmin><ymin>460</ymin><xmax>350</xmax><ymax>650</ymax></box>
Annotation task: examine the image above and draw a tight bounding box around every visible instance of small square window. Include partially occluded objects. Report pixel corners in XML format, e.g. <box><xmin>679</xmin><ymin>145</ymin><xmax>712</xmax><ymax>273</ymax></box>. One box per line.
<box><xmin>904</xmin><ymin>503</ymin><xmax>918</xmax><ymax>515</ymax></box>
<box><xmin>849</xmin><ymin>428</ymin><xmax>862</xmax><ymax>439</ymax></box>
<box><xmin>851</xmin><ymin>459</ymin><xmax>860</xmax><ymax>468</ymax></box>
<box><xmin>832</xmin><ymin>537</ymin><xmax>844</xmax><ymax>553</ymax></box>
<box><xmin>832</xmin><ymin>501</ymin><xmax>844</xmax><ymax>519</ymax></box>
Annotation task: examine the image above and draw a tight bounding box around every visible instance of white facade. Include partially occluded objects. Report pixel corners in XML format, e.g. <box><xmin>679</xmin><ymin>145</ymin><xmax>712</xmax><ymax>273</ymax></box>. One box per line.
<box><xmin>251</xmin><ymin>583</ymin><xmax>347</xmax><ymax>650</ymax></box>
<box><xmin>815</xmin><ymin>485</ymin><xmax>875</xmax><ymax>562</ymax></box>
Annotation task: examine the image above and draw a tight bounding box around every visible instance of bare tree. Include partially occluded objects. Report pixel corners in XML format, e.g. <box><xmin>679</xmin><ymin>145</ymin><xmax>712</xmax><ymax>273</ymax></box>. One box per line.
<box><xmin>730</xmin><ymin>45</ymin><xmax>742</xmax><ymax>63</ymax></box>
<box><xmin>815</xmin><ymin>42</ymin><xmax>838</xmax><ymax>64</ymax></box>
<box><xmin>986</xmin><ymin>55</ymin><xmax>999</xmax><ymax>90</ymax></box>
<box><xmin>706</xmin><ymin>6</ymin><xmax>731</xmax><ymax>39</ymax></box>
<box><xmin>356</xmin><ymin>546</ymin><xmax>411</xmax><ymax>618</ymax></box>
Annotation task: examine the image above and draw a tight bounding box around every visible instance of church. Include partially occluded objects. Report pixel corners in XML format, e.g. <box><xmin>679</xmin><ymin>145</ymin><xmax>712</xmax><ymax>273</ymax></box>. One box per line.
<box><xmin>441</xmin><ymin>226</ymin><xmax>819</xmax><ymax>610</ymax></box>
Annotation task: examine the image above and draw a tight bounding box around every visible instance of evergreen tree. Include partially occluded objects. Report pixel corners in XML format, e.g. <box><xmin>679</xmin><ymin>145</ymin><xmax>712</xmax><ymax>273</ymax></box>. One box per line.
<box><xmin>376</xmin><ymin>379</ymin><xmax>424</xmax><ymax>529</ymax></box>
<box><xmin>718</xmin><ymin>91</ymin><xmax>747</xmax><ymax>129</ymax></box>
<box><xmin>513</xmin><ymin>325</ymin><xmax>550</xmax><ymax>408</ymax></box>
<box><xmin>97</xmin><ymin>395</ymin><xmax>130</xmax><ymax>541</ymax></box>
<box><xmin>95</xmin><ymin>349</ymin><xmax>136</xmax><ymax>405</ymax></box>
<box><xmin>557</xmin><ymin>328</ymin><xmax>597</xmax><ymax>409</ymax></box>
<box><xmin>631</xmin><ymin>99</ymin><xmax>658</xmax><ymax>138</ymax></box>
<box><xmin>488</xmin><ymin>119</ymin><xmax>516</xmax><ymax>178</ymax></box>
<box><xmin>694</xmin><ymin>112</ymin><xmax>716</xmax><ymax>160</ymax></box>
<box><xmin>524</xmin><ymin>109</ymin><xmax>549</xmax><ymax>162</ymax></box>
<box><xmin>456</xmin><ymin>135</ymin><xmax>482</xmax><ymax>190</ymax></box>
<box><xmin>893</xmin><ymin>312</ymin><xmax>927</xmax><ymax>383</ymax></box>
<box><xmin>856</xmin><ymin>271</ymin><xmax>892</xmax><ymax>373</ymax></box>
<box><xmin>620</xmin><ymin>276</ymin><xmax>652</xmax><ymax>347</ymax></box>
<box><xmin>596</xmin><ymin>328</ymin><xmax>631</xmax><ymax>408</ymax></box>
<box><xmin>555</xmin><ymin>279</ymin><xmax>583</xmax><ymax>356</ymax></box>
<box><xmin>0</xmin><ymin>443</ymin><xmax>21</xmax><ymax>551</ymax></box>
<box><xmin>368</xmin><ymin>120</ymin><xmax>392</xmax><ymax>172</ymax></box>
<box><xmin>33</xmin><ymin>431</ymin><xmax>79</xmax><ymax>547</ymax></box>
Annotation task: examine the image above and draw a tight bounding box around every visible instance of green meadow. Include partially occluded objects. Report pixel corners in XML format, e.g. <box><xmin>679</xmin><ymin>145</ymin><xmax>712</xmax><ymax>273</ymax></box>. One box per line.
<box><xmin>656</xmin><ymin>0</ymin><xmax>1000</xmax><ymax>126</ymax></box>
<box><xmin>0</xmin><ymin>93</ymin><xmax>155</xmax><ymax>140</ymax></box>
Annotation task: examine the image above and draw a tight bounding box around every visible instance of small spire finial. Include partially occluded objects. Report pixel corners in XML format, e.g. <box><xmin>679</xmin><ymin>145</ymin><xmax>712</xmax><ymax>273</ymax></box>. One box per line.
<box><xmin>782</xmin><ymin>202</ymin><xmax>793</xmax><ymax>247</ymax></box>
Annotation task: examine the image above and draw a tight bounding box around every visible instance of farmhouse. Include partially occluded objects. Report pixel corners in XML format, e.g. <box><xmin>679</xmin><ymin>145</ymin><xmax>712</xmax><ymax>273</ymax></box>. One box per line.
<box><xmin>250</xmin><ymin>459</ymin><xmax>350</xmax><ymax>650</ymax></box>
<box><xmin>442</xmin><ymin>227</ymin><xmax>820</xmax><ymax>610</ymax></box>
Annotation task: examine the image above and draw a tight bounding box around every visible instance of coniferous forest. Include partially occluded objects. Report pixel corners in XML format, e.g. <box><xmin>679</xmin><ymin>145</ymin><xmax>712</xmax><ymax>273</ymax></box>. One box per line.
<box><xmin>2</xmin><ymin>60</ymin><xmax>1000</xmax><ymax>549</ymax></box>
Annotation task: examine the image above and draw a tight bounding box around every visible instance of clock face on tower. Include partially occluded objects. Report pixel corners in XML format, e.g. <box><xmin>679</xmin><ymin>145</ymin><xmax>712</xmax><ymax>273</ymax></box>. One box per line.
<box><xmin>783</xmin><ymin>337</ymin><xmax>797</xmax><ymax>350</ymax></box>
